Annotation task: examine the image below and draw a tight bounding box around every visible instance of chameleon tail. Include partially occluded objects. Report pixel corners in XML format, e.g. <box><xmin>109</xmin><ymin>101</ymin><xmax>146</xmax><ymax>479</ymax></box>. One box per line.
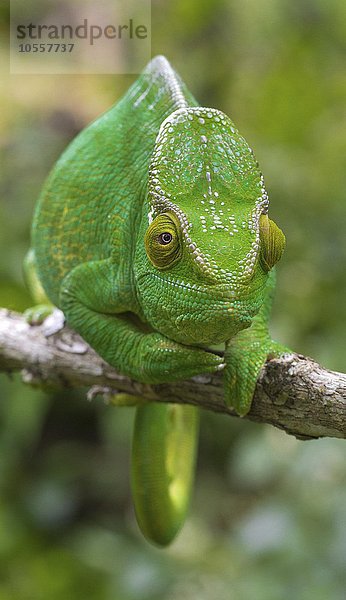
<box><xmin>131</xmin><ymin>403</ymin><xmax>199</xmax><ymax>546</ymax></box>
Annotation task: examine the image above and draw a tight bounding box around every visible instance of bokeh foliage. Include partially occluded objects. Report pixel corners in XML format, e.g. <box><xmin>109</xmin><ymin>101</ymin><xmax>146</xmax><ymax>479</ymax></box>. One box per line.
<box><xmin>0</xmin><ymin>1</ymin><xmax>345</xmax><ymax>598</ymax></box>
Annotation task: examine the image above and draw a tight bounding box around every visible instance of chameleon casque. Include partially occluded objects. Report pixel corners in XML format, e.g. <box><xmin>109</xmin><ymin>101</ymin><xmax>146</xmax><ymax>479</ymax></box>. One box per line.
<box><xmin>26</xmin><ymin>56</ymin><xmax>286</xmax><ymax>546</ymax></box>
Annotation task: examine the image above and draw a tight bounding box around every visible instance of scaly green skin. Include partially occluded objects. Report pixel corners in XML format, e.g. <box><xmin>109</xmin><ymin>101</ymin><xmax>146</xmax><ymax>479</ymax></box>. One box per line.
<box><xmin>26</xmin><ymin>56</ymin><xmax>286</xmax><ymax>546</ymax></box>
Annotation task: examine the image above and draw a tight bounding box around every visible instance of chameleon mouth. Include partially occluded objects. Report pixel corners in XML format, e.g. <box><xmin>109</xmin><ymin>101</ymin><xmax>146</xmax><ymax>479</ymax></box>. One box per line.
<box><xmin>140</xmin><ymin>271</ymin><xmax>262</xmax><ymax>304</ymax></box>
<box><xmin>137</xmin><ymin>273</ymin><xmax>259</xmax><ymax>345</ymax></box>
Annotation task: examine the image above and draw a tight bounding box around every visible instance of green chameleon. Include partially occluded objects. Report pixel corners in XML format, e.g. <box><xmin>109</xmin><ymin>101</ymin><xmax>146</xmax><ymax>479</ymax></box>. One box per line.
<box><xmin>25</xmin><ymin>56</ymin><xmax>287</xmax><ymax>547</ymax></box>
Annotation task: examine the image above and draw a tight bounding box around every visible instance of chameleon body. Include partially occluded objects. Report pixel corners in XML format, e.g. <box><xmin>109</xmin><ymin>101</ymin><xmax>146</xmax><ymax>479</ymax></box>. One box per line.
<box><xmin>26</xmin><ymin>56</ymin><xmax>286</xmax><ymax>546</ymax></box>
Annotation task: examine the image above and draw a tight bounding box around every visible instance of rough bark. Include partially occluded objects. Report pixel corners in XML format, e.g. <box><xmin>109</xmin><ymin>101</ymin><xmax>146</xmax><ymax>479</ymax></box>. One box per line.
<box><xmin>0</xmin><ymin>308</ymin><xmax>345</xmax><ymax>440</ymax></box>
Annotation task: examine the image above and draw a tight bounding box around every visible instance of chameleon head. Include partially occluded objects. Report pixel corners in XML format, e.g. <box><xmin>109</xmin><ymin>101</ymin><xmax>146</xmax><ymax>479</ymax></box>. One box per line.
<box><xmin>134</xmin><ymin>107</ymin><xmax>285</xmax><ymax>346</ymax></box>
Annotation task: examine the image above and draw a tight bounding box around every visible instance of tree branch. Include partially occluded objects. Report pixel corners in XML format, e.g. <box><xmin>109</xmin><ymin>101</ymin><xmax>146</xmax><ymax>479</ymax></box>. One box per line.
<box><xmin>0</xmin><ymin>308</ymin><xmax>345</xmax><ymax>440</ymax></box>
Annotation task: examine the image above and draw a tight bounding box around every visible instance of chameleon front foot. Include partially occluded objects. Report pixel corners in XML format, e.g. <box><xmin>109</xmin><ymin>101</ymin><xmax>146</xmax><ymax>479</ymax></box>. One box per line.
<box><xmin>136</xmin><ymin>333</ymin><xmax>224</xmax><ymax>384</ymax></box>
<box><xmin>223</xmin><ymin>333</ymin><xmax>288</xmax><ymax>416</ymax></box>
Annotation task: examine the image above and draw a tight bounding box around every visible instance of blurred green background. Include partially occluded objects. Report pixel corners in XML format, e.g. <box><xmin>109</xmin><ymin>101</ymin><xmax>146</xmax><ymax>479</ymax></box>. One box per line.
<box><xmin>1</xmin><ymin>1</ymin><xmax>345</xmax><ymax>599</ymax></box>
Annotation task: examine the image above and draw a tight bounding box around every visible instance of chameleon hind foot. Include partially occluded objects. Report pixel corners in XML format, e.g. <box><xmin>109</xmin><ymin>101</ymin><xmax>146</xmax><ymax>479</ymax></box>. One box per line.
<box><xmin>23</xmin><ymin>248</ymin><xmax>55</xmax><ymax>325</ymax></box>
<box><xmin>24</xmin><ymin>304</ymin><xmax>55</xmax><ymax>325</ymax></box>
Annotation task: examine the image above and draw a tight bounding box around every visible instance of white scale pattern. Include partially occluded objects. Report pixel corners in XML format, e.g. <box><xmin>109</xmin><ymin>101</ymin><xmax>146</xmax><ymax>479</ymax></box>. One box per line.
<box><xmin>148</xmin><ymin>104</ymin><xmax>269</xmax><ymax>286</ymax></box>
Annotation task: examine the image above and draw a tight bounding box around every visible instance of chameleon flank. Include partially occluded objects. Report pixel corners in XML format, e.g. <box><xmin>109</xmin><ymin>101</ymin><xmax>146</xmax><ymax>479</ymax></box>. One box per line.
<box><xmin>25</xmin><ymin>56</ymin><xmax>287</xmax><ymax>547</ymax></box>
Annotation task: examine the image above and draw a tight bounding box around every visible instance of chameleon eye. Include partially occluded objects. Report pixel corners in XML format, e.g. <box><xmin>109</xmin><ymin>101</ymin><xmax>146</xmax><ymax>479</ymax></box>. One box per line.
<box><xmin>158</xmin><ymin>232</ymin><xmax>173</xmax><ymax>245</ymax></box>
<box><xmin>145</xmin><ymin>212</ymin><xmax>182</xmax><ymax>270</ymax></box>
<box><xmin>259</xmin><ymin>214</ymin><xmax>286</xmax><ymax>272</ymax></box>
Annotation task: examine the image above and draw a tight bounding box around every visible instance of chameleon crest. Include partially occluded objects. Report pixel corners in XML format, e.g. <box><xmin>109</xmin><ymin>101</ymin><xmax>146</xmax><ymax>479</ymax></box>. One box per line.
<box><xmin>148</xmin><ymin>106</ymin><xmax>269</xmax><ymax>284</ymax></box>
<box><xmin>26</xmin><ymin>56</ymin><xmax>287</xmax><ymax>547</ymax></box>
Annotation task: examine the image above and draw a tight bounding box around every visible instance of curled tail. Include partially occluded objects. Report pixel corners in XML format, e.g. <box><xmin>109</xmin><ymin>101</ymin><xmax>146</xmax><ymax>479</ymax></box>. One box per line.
<box><xmin>131</xmin><ymin>403</ymin><xmax>199</xmax><ymax>546</ymax></box>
